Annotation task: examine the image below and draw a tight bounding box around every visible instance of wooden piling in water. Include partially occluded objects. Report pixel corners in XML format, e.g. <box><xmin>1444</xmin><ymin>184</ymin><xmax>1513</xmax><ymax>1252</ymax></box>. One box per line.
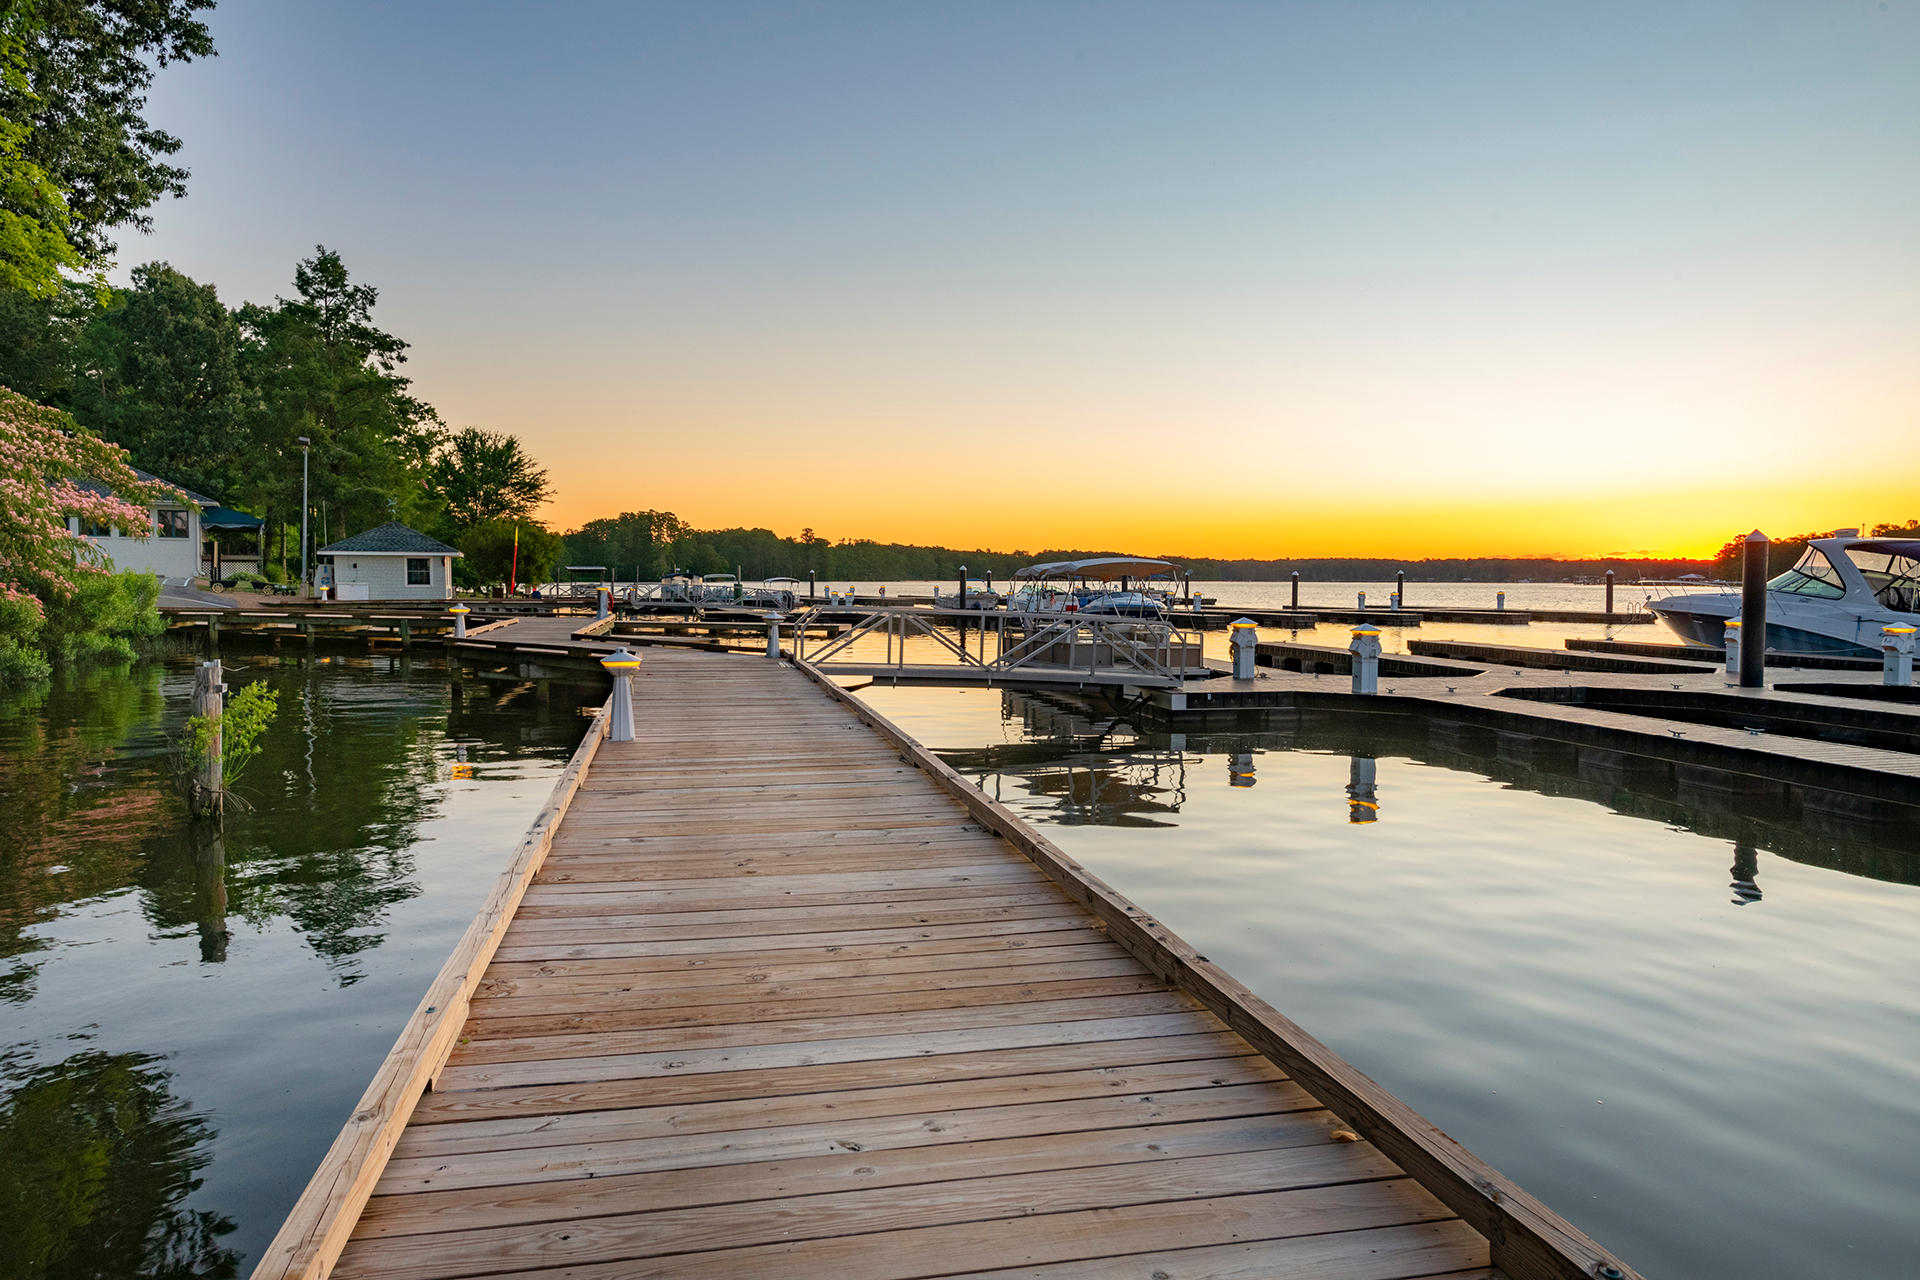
<box><xmin>190</xmin><ymin>659</ymin><xmax>224</xmax><ymax>819</ymax></box>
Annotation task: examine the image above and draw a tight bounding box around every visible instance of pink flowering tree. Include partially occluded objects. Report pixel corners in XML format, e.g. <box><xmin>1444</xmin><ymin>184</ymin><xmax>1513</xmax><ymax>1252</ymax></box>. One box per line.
<box><xmin>1</xmin><ymin>385</ymin><xmax>175</xmax><ymax>680</ymax></box>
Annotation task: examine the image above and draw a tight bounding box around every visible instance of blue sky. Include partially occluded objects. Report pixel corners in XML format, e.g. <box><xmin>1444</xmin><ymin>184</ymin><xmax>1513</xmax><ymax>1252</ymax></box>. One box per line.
<box><xmin>130</xmin><ymin>2</ymin><xmax>1920</xmax><ymax>555</ymax></box>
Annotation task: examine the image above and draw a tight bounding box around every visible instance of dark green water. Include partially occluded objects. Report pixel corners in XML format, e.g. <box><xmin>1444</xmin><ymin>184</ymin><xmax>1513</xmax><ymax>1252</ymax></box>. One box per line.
<box><xmin>0</xmin><ymin>654</ymin><xmax>592</xmax><ymax>1279</ymax></box>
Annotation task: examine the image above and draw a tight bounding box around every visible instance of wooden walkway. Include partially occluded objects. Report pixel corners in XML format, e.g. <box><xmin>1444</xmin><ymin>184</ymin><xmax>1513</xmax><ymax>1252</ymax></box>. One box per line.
<box><xmin>258</xmin><ymin>645</ymin><xmax>1635</xmax><ymax>1280</ymax></box>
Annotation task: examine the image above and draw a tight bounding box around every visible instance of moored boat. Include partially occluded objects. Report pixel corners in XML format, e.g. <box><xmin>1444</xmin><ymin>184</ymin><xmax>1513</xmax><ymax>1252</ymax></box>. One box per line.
<box><xmin>1648</xmin><ymin>532</ymin><xmax>1920</xmax><ymax>656</ymax></box>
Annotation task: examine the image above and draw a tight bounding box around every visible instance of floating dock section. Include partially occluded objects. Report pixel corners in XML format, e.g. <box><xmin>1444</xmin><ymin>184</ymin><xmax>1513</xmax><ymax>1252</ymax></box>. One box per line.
<box><xmin>256</xmin><ymin>643</ymin><xmax>1639</xmax><ymax>1280</ymax></box>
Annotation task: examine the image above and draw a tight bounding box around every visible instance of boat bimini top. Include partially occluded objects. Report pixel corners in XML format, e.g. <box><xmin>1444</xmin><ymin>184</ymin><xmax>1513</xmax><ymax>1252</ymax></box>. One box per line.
<box><xmin>1014</xmin><ymin>556</ymin><xmax>1179</xmax><ymax>583</ymax></box>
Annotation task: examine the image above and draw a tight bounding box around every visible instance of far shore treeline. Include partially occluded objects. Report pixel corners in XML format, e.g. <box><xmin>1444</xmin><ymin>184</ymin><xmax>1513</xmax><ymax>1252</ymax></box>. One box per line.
<box><xmin>557</xmin><ymin>515</ymin><xmax>1721</xmax><ymax>584</ymax></box>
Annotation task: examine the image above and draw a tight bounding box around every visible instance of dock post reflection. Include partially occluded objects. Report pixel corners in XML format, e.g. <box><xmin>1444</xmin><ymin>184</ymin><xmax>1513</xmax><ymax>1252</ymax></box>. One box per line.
<box><xmin>193</xmin><ymin>827</ymin><xmax>230</xmax><ymax>963</ymax></box>
<box><xmin>1228</xmin><ymin>750</ymin><xmax>1256</xmax><ymax>787</ymax></box>
<box><xmin>1347</xmin><ymin>754</ymin><xmax>1380</xmax><ymax>823</ymax></box>
<box><xmin>1730</xmin><ymin>841</ymin><xmax>1763</xmax><ymax>906</ymax></box>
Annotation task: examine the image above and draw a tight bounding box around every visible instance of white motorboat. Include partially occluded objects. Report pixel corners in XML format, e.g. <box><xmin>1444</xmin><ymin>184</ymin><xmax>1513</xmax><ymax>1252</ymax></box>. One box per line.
<box><xmin>1648</xmin><ymin>532</ymin><xmax>1919</xmax><ymax>657</ymax></box>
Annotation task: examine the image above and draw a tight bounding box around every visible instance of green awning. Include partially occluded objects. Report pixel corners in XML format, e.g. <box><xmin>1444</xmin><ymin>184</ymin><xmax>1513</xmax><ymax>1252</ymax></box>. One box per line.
<box><xmin>202</xmin><ymin>506</ymin><xmax>264</xmax><ymax>530</ymax></box>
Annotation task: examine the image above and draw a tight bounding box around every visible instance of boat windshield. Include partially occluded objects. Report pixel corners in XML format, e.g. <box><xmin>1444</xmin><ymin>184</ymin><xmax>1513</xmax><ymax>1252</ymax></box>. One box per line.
<box><xmin>1767</xmin><ymin>547</ymin><xmax>1847</xmax><ymax>600</ymax></box>
<box><xmin>1845</xmin><ymin>548</ymin><xmax>1920</xmax><ymax>613</ymax></box>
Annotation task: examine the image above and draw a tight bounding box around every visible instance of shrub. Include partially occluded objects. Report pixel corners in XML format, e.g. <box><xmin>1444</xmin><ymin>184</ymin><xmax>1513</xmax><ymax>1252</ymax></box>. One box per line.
<box><xmin>40</xmin><ymin>571</ymin><xmax>164</xmax><ymax>666</ymax></box>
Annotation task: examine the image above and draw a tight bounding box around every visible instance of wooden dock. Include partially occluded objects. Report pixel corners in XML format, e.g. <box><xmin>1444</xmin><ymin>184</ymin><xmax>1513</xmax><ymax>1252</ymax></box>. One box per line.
<box><xmin>256</xmin><ymin>645</ymin><xmax>1636</xmax><ymax>1280</ymax></box>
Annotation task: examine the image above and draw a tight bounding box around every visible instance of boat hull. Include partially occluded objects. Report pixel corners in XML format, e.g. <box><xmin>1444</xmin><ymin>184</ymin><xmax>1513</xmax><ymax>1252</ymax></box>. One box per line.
<box><xmin>1649</xmin><ymin>593</ymin><xmax>1904</xmax><ymax>659</ymax></box>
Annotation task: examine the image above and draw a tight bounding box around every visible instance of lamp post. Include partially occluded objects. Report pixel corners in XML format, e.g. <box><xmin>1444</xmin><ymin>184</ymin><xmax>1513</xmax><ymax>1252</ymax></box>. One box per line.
<box><xmin>296</xmin><ymin>436</ymin><xmax>311</xmax><ymax>597</ymax></box>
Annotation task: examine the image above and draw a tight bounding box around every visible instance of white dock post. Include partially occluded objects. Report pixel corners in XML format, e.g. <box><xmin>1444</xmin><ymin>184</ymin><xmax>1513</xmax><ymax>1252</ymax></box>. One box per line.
<box><xmin>1884</xmin><ymin>625</ymin><xmax>1915</xmax><ymax>686</ymax></box>
<box><xmin>1357</xmin><ymin>590</ymin><xmax>1367</xmax><ymax>610</ymax></box>
<box><xmin>596</xmin><ymin>585</ymin><xmax>610</xmax><ymax>619</ymax></box>
<box><xmin>1496</xmin><ymin>591</ymin><xmax>1506</xmax><ymax>611</ymax></box>
<box><xmin>764</xmin><ymin>611</ymin><xmax>783</xmax><ymax>659</ymax></box>
<box><xmin>1350</xmin><ymin>625</ymin><xmax>1381</xmax><ymax>695</ymax></box>
<box><xmin>600</xmin><ymin>647</ymin><xmax>641</xmax><ymax>741</ymax></box>
<box><xmin>1229</xmin><ymin>619</ymin><xmax>1258</xmax><ymax>680</ymax></box>
<box><xmin>1390</xmin><ymin>592</ymin><xmax>1401</xmax><ymax>612</ymax></box>
<box><xmin>450</xmin><ymin>603</ymin><xmax>470</xmax><ymax>638</ymax></box>
<box><xmin>1723</xmin><ymin>619</ymin><xmax>1741</xmax><ymax>685</ymax></box>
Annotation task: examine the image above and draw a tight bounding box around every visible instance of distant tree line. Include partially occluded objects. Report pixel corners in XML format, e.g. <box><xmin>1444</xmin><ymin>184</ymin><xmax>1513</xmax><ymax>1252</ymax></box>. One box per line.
<box><xmin>555</xmin><ymin>519</ymin><xmax>1722</xmax><ymax>585</ymax></box>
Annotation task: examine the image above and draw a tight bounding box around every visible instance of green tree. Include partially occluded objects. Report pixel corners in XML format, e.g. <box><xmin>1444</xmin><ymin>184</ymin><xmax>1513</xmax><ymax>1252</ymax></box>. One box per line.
<box><xmin>0</xmin><ymin>274</ymin><xmax>89</xmax><ymax>404</ymax></box>
<box><xmin>0</xmin><ymin>2</ymin><xmax>86</xmax><ymax>296</ymax></box>
<box><xmin>0</xmin><ymin>0</ymin><xmax>215</xmax><ymax>265</ymax></box>
<box><xmin>67</xmin><ymin>262</ymin><xmax>245</xmax><ymax>499</ymax></box>
<box><xmin>237</xmin><ymin>247</ymin><xmax>442</xmax><ymax>569</ymax></box>
<box><xmin>428</xmin><ymin>427</ymin><xmax>550</xmax><ymax>535</ymax></box>
<box><xmin>561</xmin><ymin>509</ymin><xmax>688</xmax><ymax>581</ymax></box>
<box><xmin>458</xmin><ymin>518</ymin><xmax>562</xmax><ymax>589</ymax></box>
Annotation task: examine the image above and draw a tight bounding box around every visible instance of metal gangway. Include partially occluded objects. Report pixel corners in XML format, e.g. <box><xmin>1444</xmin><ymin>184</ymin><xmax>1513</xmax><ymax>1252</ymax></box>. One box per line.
<box><xmin>790</xmin><ymin>605</ymin><xmax>1209</xmax><ymax>688</ymax></box>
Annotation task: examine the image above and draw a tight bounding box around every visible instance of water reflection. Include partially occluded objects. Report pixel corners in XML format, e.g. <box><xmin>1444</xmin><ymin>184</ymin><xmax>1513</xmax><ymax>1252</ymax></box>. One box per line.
<box><xmin>926</xmin><ymin>691</ymin><xmax>1920</xmax><ymax>896</ymax></box>
<box><xmin>0</xmin><ymin>1048</ymin><xmax>239</xmax><ymax>1280</ymax></box>
<box><xmin>1345</xmin><ymin>754</ymin><xmax>1379</xmax><ymax>823</ymax></box>
<box><xmin>0</xmin><ymin>654</ymin><xmax>592</xmax><ymax>1272</ymax></box>
<box><xmin>861</xmin><ymin>682</ymin><xmax>1920</xmax><ymax>1280</ymax></box>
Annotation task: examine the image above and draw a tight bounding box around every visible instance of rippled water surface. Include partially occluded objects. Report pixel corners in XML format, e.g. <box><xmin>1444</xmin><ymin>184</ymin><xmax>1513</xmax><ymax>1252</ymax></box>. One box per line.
<box><xmin>853</xmin><ymin>683</ymin><xmax>1920</xmax><ymax>1280</ymax></box>
<box><xmin>0</xmin><ymin>655</ymin><xmax>590</xmax><ymax>1276</ymax></box>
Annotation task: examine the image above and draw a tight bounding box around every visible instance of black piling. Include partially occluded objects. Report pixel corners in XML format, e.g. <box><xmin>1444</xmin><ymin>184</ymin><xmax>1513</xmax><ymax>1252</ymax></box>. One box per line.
<box><xmin>1740</xmin><ymin>530</ymin><xmax>1769</xmax><ymax>688</ymax></box>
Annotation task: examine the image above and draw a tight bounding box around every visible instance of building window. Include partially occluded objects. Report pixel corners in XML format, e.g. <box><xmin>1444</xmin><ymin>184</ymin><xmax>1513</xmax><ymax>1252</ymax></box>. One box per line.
<box><xmin>78</xmin><ymin>516</ymin><xmax>115</xmax><ymax>537</ymax></box>
<box><xmin>407</xmin><ymin>558</ymin><xmax>431</xmax><ymax>586</ymax></box>
<box><xmin>156</xmin><ymin>509</ymin><xmax>189</xmax><ymax>539</ymax></box>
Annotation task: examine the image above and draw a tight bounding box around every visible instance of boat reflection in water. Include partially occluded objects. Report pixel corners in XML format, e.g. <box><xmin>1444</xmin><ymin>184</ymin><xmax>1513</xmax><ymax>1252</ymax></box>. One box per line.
<box><xmin>924</xmin><ymin>691</ymin><xmax>1920</xmax><ymax>896</ymax></box>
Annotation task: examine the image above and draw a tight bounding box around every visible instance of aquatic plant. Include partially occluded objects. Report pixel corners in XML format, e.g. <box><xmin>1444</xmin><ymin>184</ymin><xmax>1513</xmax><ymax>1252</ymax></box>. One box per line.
<box><xmin>182</xmin><ymin>680</ymin><xmax>278</xmax><ymax>792</ymax></box>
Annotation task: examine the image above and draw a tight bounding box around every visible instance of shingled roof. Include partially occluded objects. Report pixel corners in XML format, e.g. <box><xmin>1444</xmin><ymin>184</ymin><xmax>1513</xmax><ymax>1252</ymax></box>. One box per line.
<box><xmin>317</xmin><ymin>521</ymin><xmax>462</xmax><ymax>556</ymax></box>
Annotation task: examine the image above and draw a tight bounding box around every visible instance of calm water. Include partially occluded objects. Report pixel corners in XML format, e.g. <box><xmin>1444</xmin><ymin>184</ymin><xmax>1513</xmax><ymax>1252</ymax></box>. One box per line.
<box><xmin>853</xmin><ymin>684</ymin><xmax>1920</xmax><ymax>1280</ymax></box>
<box><xmin>0</xmin><ymin>655</ymin><xmax>591</xmax><ymax>1278</ymax></box>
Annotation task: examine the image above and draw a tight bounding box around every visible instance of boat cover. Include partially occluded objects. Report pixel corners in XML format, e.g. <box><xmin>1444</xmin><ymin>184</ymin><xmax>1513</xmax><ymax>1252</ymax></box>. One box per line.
<box><xmin>1014</xmin><ymin>556</ymin><xmax>1179</xmax><ymax>581</ymax></box>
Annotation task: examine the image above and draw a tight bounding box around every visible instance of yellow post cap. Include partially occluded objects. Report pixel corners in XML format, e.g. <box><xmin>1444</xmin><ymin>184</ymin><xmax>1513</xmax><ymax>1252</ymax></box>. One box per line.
<box><xmin>1351</xmin><ymin>625</ymin><xmax>1381</xmax><ymax>636</ymax></box>
<box><xmin>1885</xmin><ymin>625</ymin><xmax>1917</xmax><ymax>635</ymax></box>
<box><xmin>449</xmin><ymin>604</ymin><xmax>470</xmax><ymax>614</ymax></box>
<box><xmin>599</xmin><ymin>646</ymin><xmax>642</xmax><ymax>670</ymax></box>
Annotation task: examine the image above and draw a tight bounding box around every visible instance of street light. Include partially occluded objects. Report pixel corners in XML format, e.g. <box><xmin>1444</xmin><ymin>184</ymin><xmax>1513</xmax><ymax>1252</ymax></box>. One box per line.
<box><xmin>296</xmin><ymin>436</ymin><xmax>310</xmax><ymax>596</ymax></box>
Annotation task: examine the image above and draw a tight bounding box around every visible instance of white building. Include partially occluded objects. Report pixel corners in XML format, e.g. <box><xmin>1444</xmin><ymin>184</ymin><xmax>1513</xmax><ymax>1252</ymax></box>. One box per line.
<box><xmin>317</xmin><ymin>522</ymin><xmax>461</xmax><ymax>601</ymax></box>
<box><xmin>68</xmin><ymin>469</ymin><xmax>212</xmax><ymax>585</ymax></box>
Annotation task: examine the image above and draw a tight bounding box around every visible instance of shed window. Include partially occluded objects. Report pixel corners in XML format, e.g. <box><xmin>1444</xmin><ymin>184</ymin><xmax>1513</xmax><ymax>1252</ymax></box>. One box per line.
<box><xmin>407</xmin><ymin>558</ymin><xmax>431</xmax><ymax>585</ymax></box>
<box><xmin>156</xmin><ymin>509</ymin><xmax>189</xmax><ymax>538</ymax></box>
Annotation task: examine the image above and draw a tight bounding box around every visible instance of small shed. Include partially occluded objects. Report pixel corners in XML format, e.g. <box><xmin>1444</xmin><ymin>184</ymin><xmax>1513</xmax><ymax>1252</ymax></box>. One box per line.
<box><xmin>317</xmin><ymin>522</ymin><xmax>461</xmax><ymax>601</ymax></box>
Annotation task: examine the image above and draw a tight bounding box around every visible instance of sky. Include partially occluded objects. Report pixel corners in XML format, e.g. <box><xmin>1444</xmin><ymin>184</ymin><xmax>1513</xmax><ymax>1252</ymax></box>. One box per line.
<box><xmin>126</xmin><ymin>1</ymin><xmax>1919</xmax><ymax>559</ymax></box>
